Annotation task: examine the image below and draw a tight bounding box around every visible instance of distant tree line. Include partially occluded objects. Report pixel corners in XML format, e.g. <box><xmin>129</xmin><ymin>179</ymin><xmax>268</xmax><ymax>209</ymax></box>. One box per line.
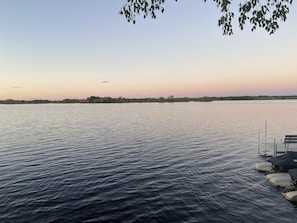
<box><xmin>1</xmin><ymin>95</ymin><xmax>297</xmax><ymax>104</ymax></box>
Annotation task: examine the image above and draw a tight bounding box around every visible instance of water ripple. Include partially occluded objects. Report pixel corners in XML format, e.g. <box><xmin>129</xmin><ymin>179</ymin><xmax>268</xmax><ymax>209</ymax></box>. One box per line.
<box><xmin>2</xmin><ymin>102</ymin><xmax>297</xmax><ymax>222</ymax></box>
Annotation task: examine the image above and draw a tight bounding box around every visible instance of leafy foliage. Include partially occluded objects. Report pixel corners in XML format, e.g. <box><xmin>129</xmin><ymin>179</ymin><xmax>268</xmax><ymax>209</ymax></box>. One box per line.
<box><xmin>119</xmin><ymin>0</ymin><xmax>293</xmax><ymax>35</ymax></box>
<box><xmin>119</xmin><ymin>0</ymin><xmax>168</xmax><ymax>23</ymax></box>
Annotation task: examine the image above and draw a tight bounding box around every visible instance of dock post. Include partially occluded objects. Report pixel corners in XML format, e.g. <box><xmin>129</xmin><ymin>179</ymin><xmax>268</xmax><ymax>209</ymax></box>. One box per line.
<box><xmin>264</xmin><ymin>120</ymin><xmax>267</xmax><ymax>157</ymax></box>
<box><xmin>274</xmin><ymin>139</ymin><xmax>276</xmax><ymax>156</ymax></box>
<box><xmin>258</xmin><ymin>129</ymin><xmax>260</xmax><ymax>155</ymax></box>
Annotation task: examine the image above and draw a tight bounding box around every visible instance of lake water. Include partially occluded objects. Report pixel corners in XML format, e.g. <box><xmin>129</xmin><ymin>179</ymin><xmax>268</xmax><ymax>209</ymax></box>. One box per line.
<box><xmin>1</xmin><ymin>100</ymin><xmax>297</xmax><ymax>222</ymax></box>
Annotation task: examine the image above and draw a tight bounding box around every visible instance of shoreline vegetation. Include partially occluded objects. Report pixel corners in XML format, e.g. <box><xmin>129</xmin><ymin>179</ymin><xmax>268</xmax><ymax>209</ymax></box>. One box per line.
<box><xmin>1</xmin><ymin>95</ymin><xmax>297</xmax><ymax>104</ymax></box>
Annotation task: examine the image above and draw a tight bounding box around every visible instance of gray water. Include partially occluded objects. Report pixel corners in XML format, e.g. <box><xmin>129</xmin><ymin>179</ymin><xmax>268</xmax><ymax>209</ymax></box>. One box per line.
<box><xmin>1</xmin><ymin>101</ymin><xmax>297</xmax><ymax>222</ymax></box>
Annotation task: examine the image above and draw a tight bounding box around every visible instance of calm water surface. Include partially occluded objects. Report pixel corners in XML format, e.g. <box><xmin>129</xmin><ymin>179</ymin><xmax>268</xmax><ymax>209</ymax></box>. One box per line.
<box><xmin>1</xmin><ymin>101</ymin><xmax>297</xmax><ymax>222</ymax></box>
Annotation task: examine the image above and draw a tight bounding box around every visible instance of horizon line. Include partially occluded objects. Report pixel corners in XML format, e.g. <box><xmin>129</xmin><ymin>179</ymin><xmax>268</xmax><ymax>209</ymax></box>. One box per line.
<box><xmin>1</xmin><ymin>95</ymin><xmax>297</xmax><ymax>103</ymax></box>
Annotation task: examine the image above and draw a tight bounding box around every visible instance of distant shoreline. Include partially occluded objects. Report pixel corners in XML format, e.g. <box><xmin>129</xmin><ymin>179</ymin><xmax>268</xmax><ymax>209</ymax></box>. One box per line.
<box><xmin>1</xmin><ymin>95</ymin><xmax>297</xmax><ymax>104</ymax></box>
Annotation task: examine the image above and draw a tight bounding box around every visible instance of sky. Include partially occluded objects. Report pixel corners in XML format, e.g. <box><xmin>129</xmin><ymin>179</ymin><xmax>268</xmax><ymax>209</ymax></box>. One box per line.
<box><xmin>1</xmin><ymin>0</ymin><xmax>297</xmax><ymax>100</ymax></box>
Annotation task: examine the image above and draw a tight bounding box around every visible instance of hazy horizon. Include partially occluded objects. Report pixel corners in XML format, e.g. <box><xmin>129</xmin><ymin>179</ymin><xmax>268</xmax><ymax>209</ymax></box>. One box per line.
<box><xmin>2</xmin><ymin>94</ymin><xmax>297</xmax><ymax>102</ymax></box>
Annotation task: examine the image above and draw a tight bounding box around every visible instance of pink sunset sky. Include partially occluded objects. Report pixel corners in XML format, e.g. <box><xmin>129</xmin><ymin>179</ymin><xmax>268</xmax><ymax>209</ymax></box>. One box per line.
<box><xmin>1</xmin><ymin>1</ymin><xmax>297</xmax><ymax>100</ymax></box>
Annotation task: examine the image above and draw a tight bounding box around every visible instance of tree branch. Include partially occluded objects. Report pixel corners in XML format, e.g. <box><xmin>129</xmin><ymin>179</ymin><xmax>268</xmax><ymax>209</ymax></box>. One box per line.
<box><xmin>119</xmin><ymin>0</ymin><xmax>293</xmax><ymax>35</ymax></box>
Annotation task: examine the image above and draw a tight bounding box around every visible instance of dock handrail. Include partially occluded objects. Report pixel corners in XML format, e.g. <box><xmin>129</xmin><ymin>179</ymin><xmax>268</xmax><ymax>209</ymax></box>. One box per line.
<box><xmin>283</xmin><ymin>135</ymin><xmax>297</xmax><ymax>143</ymax></box>
<box><xmin>258</xmin><ymin>136</ymin><xmax>297</xmax><ymax>157</ymax></box>
<box><xmin>284</xmin><ymin>135</ymin><xmax>297</xmax><ymax>150</ymax></box>
<box><xmin>257</xmin><ymin>121</ymin><xmax>297</xmax><ymax>157</ymax></box>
